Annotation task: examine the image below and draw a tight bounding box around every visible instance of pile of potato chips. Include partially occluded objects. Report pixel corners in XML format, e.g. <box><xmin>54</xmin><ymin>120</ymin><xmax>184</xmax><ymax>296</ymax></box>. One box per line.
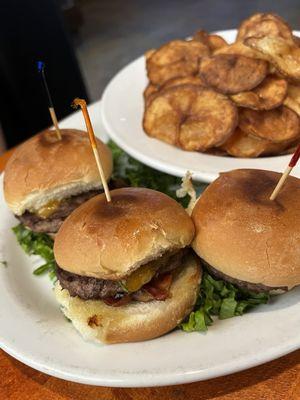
<box><xmin>143</xmin><ymin>13</ymin><xmax>300</xmax><ymax>158</ymax></box>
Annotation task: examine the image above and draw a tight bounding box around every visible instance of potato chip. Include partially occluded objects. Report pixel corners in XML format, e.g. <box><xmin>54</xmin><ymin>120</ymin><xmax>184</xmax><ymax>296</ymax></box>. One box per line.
<box><xmin>237</xmin><ymin>13</ymin><xmax>293</xmax><ymax>42</ymax></box>
<box><xmin>163</xmin><ymin>75</ymin><xmax>206</xmax><ymax>89</ymax></box>
<box><xmin>280</xmin><ymin>140</ymin><xmax>300</xmax><ymax>154</ymax></box>
<box><xmin>194</xmin><ymin>30</ymin><xmax>227</xmax><ymax>52</ymax></box>
<box><xmin>293</xmin><ymin>35</ymin><xmax>300</xmax><ymax>47</ymax></box>
<box><xmin>143</xmin><ymin>94</ymin><xmax>179</xmax><ymax>145</ymax></box>
<box><xmin>230</xmin><ymin>75</ymin><xmax>287</xmax><ymax>110</ymax></box>
<box><xmin>143</xmin><ymin>84</ymin><xmax>159</xmax><ymax>104</ymax></box>
<box><xmin>199</xmin><ymin>54</ymin><xmax>268</xmax><ymax>94</ymax></box>
<box><xmin>245</xmin><ymin>36</ymin><xmax>300</xmax><ymax>82</ymax></box>
<box><xmin>143</xmin><ymin>76</ymin><xmax>206</xmax><ymax>106</ymax></box>
<box><xmin>283</xmin><ymin>84</ymin><xmax>300</xmax><ymax>116</ymax></box>
<box><xmin>214</xmin><ymin>42</ymin><xmax>262</xmax><ymax>58</ymax></box>
<box><xmin>204</xmin><ymin>147</ymin><xmax>228</xmax><ymax>156</ymax></box>
<box><xmin>146</xmin><ymin>40</ymin><xmax>210</xmax><ymax>86</ymax></box>
<box><xmin>221</xmin><ymin>127</ymin><xmax>289</xmax><ymax>157</ymax></box>
<box><xmin>145</xmin><ymin>49</ymin><xmax>156</xmax><ymax>61</ymax></box>
<box><xmin>239</xmin><ymin>106</ymin><xmax>299</xmax><ymax>142</ymax></box>
<box><xmin>208</xmin><ymin>35</ymin><xmax>228</xmax><ymax>52</ymax></box>
<box><xmin>143</xmin><ymin>84</ymin><xmax>238</xmax><ymax>151</ymax></box>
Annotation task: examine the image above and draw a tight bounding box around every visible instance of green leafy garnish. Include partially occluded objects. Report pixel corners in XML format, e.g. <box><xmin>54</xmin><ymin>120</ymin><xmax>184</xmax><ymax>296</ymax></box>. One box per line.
<box><xmin>108</xmin><ymin>141</ymin><xmax>206</xmax><ymax>206</ymax></box>
<box><xmin>12</xmin><ymin>224</ymin><xmax>56</xmax><ymax>280</ymax></box>
<box><xmin>0</xmin><ymin>260</ymin><xmax>8</xmax><ymax>267</ymax></box>
<box><xmin>181</xmin><ymin>272</ymin><xmax>270</xmax><ymax>332</ymax></box>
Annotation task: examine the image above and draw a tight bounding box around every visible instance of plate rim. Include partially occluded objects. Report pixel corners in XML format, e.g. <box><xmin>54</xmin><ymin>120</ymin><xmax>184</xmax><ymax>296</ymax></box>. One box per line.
<box><xmin>1</xmin><ymin>333</ymin><xmax>299</xmax><ymax>387</ymax></box>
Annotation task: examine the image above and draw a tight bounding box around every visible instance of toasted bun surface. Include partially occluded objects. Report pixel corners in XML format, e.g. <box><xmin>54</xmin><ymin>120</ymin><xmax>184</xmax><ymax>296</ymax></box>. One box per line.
<box><xmin>192</xmin><ymin>169</ymin><xmax>300</xmax><ymax>290</ymax></box>
<box><xmin>4</xmin><ymin>129</ymin><xmax>113</xmax><ymax>215</ymax></box>
<box><xmin>54</xmin><ymin>254</ymin><xmax>201</xmax><ymax>344</ymax></box>
<box><xmin>54</xmin><ymin>187</ymin><xmax>195</xmax><ymax>280</ymax></box>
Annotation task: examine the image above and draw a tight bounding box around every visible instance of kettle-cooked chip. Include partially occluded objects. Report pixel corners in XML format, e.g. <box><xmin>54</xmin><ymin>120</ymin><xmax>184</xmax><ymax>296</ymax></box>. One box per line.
<box><xmin>237</xmin><ymin>13</ymin><xmax>293</xmax><ymax>42</ymax></box>
<box><xmin>143</xmin><ymin>84</ymin><xmax>238</xmax><ymax>151</ymax></box>
<box><xmin>245</xmin><ymin>36</ymin><xmax>300</xmax><ymax>82</ymax></box>
<box><xmin>143</xmin><ymin>76</ymin><xmax>206</xmax><ymax>106</ymax></box>
<box><xmin>283</xmin><ymin>84</ymin><xmax>300</xmax><ymax>116</ymax></box>
<box><xmin>293</xmin><ymin>35</ymin><xmax>300</xmax><ymax>47</ymax></box>
<box><xmin>194</xmin><ymin>30</ymin><xmax>227</xmax><ymax>52</ymax></box>
<box><xmin>144</xmin><ymin>84</ymin><xmax>159</xmax><ymax>103</ymax></box>
<box><xmin>230</xmin><ymin>75</ymin><xmax>288</xmax><ymax>110</ymax></box>
<box><xmin>146</xmin><ymin>40</ymin><xmax>210</xmax><ymax>86</ymax></box>
<box><xmin>239</xmin><ymin>106</ymin><xmax>299</xmax><ymax>142</ymax></box>
<box><xmin>204</xmin><ymin>147</ymin><xmax>228</xmax><ymax>156</ymax></box>
<box><xmin>280</xmin><ymin>140</ymin><xmax>300</xmax><ymax>154</ymax></box>
<box><xmin>163</xmin><ymin>75</ymin><xmax>206</xmax><ymax>89</ymax></box>
<box><xmin>145</xmin><ymin>49</ymin><xmax>156</xmax><ymax>61</ymax></box>
<box><xmin>222</xmin><ymin>127</ymin><xmax>290</xmax><ymax>157</ymax></box>
<box><xmin>214</xmin><ymin>41</ymin><xmax>263</xmax><ymax>58</ymax></box>
<box><xmin>199</xmin><ymin>54</ymin><xmax>268</xmax><ymax>94</ymax></box>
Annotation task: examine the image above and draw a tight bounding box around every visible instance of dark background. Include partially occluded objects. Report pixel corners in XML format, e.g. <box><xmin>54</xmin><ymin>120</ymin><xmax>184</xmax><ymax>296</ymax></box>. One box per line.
<box><xmin>77</xmin><ymin>0</ymin><xmax>300</xmax><ymax>100</ymax></box>
<box><xmin>1</xmin><ymin>0</ymin><xmax>300</xmax><ymax>150</ymax></box>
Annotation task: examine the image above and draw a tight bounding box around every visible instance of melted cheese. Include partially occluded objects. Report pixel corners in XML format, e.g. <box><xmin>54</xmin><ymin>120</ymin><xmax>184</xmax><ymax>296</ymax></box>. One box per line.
<box><xmin>122</xmin><ymin>253</ymin><xmax>175</xmax><ymax>292</ymax></box>
<box><xmin>122</xmin><ymin>263</ymin><xmax>158</xmax><ymax>292</ymax></box>
<box><xmin>35</xmin><ymin>200</ymin><xmax>61</xmax><ymax>218</ymax></box>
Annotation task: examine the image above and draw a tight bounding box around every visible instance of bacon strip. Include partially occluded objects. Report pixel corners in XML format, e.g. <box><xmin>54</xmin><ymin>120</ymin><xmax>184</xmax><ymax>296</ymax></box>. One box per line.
<box><xmin>143</xmin><ymin>273</ymin><xmax>173</xmax><ymax>301</ymax></box>
<box><xmin>103</xmin><ymin>273</ymin><xmax>174</xmax><ymax>306</ymax></box>
<box><xmin>103</xmin><ymin>294</ymin><xmax>131</xmax><ymax>307</ymax></box>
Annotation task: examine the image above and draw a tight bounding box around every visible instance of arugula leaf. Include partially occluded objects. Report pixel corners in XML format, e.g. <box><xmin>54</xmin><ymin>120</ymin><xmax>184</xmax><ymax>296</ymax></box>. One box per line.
<box><xmin>12</xmin><ymin>224</ymin><xmax>53</xmax><ymax>256</ymax></box>
<box><xmin>219</xmin><ymin>297</ymin><xmax>237</xmax><ymax>319</ymax></box>
<box><xmin>181</xmin><ymin>272</ymin><xmax>270</xmax><ymax>332</ymax></box>
<box><xmin>108</xmin><ymin>141</ymin><xmax>206</xmax><ymax>206</ymax></box>
<box><xmin>33</xmin><ymin>262</ymin><xmax>56</xmax><ymax>276</ymax></box>
<box><xmin>12</xmin><ymin>224</ymin><xmax>56</xmax><ymax>280</ymax></box>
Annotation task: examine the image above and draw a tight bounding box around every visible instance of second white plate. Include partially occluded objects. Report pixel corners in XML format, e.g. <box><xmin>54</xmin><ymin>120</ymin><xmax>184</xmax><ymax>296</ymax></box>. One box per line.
<box><xmin>101</xmin><ymin>29</ymin><xmax>300</xmax><ymax>183</ymax></box>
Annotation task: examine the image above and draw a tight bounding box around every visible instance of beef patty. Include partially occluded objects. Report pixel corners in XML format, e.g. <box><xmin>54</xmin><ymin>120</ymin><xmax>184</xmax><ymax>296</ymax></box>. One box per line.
<box><xmin>202</xmin><ymin>259</ymin><xmax>288</xmax><ymax>293</ymax></box>
<box><xmin>17</xmin><ymin>179</ymin><xmax>127</xmax><ymax>234</ymax></box>
<box><xmin>17</xmin><ymin>189</ymin><xmax>100</xmax><ymax>233</ymax></box>
<box><xmin>56</xmin><ymin>249</ymin><xmax>186</xmax><ymax>300</ymax></box>
<box><xmin>56</xmin><ymin>266</ymin><xmax>122</xmax><ymax>299</ymax></box>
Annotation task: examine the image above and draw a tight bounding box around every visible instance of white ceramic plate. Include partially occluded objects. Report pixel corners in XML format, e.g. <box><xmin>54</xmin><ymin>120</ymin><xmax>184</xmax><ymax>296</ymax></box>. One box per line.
<box><xmin>1</xmin><ymin>175</ymin><xmax>300</xmax><ymax>387</ymax></box>
<box><xmin>101</xmin><ymin>29</ymin><xmax>300</xmax><ymax>183</ymax></box>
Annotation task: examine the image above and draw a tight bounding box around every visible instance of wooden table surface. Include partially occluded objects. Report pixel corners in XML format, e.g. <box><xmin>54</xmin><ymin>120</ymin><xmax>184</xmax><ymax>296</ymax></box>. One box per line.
<box><xmin>1</xmin><ymin>149</ymin><xmax>300</xmax><ymax>400</ymax></box>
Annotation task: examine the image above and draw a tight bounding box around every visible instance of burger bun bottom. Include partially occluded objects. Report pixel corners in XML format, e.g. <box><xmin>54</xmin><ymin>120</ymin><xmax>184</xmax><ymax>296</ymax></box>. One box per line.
<box><xmin>54</xmin><ymin>254</ymin><xmax>201</xmax><ymax>344</ymax></box>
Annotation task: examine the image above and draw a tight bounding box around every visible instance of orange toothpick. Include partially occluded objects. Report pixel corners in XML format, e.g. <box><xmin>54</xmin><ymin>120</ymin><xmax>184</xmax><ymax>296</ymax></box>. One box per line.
<box><xmin>73</xmin><ymin>98</ymin><xmax>111</xmax><ymax>202</ymax></box>
<box><xmin>270</xmin><ymin>144</ymin><xmax>300</xmax><ymax>200</ymax></box>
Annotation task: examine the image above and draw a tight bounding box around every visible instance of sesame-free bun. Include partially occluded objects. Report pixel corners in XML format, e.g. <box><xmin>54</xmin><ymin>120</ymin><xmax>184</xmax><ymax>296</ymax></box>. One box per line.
<box><xmin>54</xmin><ymin>187</ymin><xmax>195</xmax><ymax>280</ymax></box>
<box><xmin>54</xmin><ymin>253</ymin><xmax>201</xmax><ymax>344</ymax></box>
<box><xmin>4</xmin><ymin>129</ymin><xmax>113</xmax><ymax>215</ymax></box>
<box><xmin>192</xmin><ymin>169</ymin><xmax>300</xmax><ymax>290</ymax></box>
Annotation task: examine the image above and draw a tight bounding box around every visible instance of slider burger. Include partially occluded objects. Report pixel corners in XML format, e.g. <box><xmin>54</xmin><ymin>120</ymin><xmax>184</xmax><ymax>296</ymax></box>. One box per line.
<box><xmin>54</xmin><ymin>187</ymin><xmax>201</xmax><ymax>344</ymax></box>
<box><xmin>4</xmin><ymin>129</ymin><xmax>113</xmax><ymax>235</ymax></box>
<box><xmin>192</xmin><ymin>169</ymin><xmax>300</xmax><ymax>294</ymax></box>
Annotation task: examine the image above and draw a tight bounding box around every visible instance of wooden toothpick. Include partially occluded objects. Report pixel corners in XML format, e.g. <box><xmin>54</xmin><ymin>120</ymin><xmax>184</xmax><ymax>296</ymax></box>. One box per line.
<box><xmin>72</xmin><ymin>98</ymin><xmax>111</xmax><ymax>202</ymax></box>
<box><xmin>270</xmin><ymin>144</ymin><xmax>300</xmax><ymax>200</ymax></box>
<box><xmin>49</xmin><ymin>107</ymin><xmax>61</xmax><ymax>139</ymax></box>
<box><xmin>37</xmin><ymin>61</ymin><xmax>62</xmax><ymax>140</ymax></box>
